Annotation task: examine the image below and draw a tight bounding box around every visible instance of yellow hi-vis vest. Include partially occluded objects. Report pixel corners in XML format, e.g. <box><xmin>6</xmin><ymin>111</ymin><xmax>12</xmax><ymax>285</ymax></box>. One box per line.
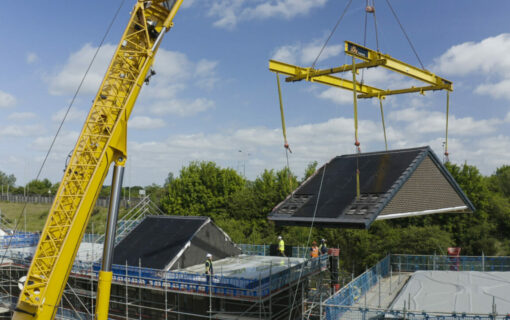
<box><xmin>278</xmin><ymin>239</ymin><xmax>285</xmax><ymax>253</ymax></box>
<box><xmin>205</xmin><ymin>259</ymin><xmax>213</xmax><ymax>274</ymax></box>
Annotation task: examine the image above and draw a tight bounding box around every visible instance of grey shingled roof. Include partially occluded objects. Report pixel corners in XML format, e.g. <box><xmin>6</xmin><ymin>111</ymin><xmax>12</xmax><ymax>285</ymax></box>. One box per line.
<box><xmin>268</xmin><ymin>146</ymin><xmax>475</xmax><ymax>229</ymax></box>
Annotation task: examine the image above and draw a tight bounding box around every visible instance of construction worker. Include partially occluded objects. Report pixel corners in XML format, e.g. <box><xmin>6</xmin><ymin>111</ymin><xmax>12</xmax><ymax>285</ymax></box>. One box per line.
<box><xmin>310</xmin><ymin>241</ymin><xmax>319</xmax><ymax>259</ymax></box>
<box><xmin>319</xmin><ymin>238</ymin><xmax>328</xmax><ymax>255</ymax></box>
<box><xmin>277</xmin><ymin>236</ymin><xmax>286</xmax><ymax>257</ymax></box>
<box><xmin>205</xmin><ymin>253</ymin><xmax>213</xmax><ymax>286</ymax></box>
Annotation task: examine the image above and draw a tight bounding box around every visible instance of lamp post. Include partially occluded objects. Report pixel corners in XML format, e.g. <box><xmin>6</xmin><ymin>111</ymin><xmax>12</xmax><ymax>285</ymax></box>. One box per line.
<box><xmin>237</xmin><ymin>150</ymin><xmax>251</xmax><ymax>178</ymax></box>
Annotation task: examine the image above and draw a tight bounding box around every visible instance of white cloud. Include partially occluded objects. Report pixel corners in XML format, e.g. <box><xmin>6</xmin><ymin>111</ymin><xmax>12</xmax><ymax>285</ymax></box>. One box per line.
<box><xmin>474</xmin><ymin>80</ymin><xmax>510</xmax><ymax>100</ymax></box>
<box><xmin>433</xmin><ymin>33</ymin><xmax>510</xmax><ymax>100</ymax></box>
<box><xmin>389</xmin><ymin>107</ymin><xmax>502</xmax><ymax>137</ymax></box>
<box><xmin>209</xmin><ymin>0</ymin><xmax>328</xmax><ymax>29</ymax></box>
<box><xmin>318</xmin><ymin>87</ymin><xmax>353</xmax><ymax>104</ymax></box>
<box><xmin>26</xmin><ymin>52</ymin><xmax>39</xmax><ymax>64</ymax></box>
<box><xmin>129</xmin><ymin>116</ymin><xmax>166</xmax><ymax>130</ymax></box>
<box><xmin>0</xmin><ymin>125</ymin><xmax>43</xmax><ymax>138</ymax></box>
<box><xmin>272</xmin><ymin>40</ymin><xmax>342</xmax><ymax>65</ymax></box>
<box><xmin>149</xmin><ymin>98</ymin><xmax>215</xmax><ymax>116</ymax></box>
<box><xmin>46</xmin><ymin>44</ymin><xmax>218</xmax><ymax>119</ymax></box>
<box><xmin>181</xmin><ymin>0</ymin><xmax>195</xmax><ymax>8</ymax></box>
<box><xmin>32</xmin><ymin>131</ymin><xmax>79</xmax><ymax>154</ymax></box>
<box><xmin>434</xmin><ymin>34</ymin><xmax>510</xmax><ymax>76</ymax></box>
<box><xmin>243</xmin><ymin>0</ymin><xmax>328</xmax><ymax>20</ymax></box>
<box><xmin>8</xmin><ymin>112</ymin><xmax>37</xmax><ymax>120</ymax></box>
<box><xmin>51</xmin><ymin>108</ymin><xmax>87</xmax><ymax>123</ymax></box>
<box><xmin>47</xmin><ymin>43</ymin><xmax>116</xmax><ymax>96</ymax></box>
<box><xmin>0</xmin><ymin>90</ymin><xmax>16</xmax><ymax>108</ymax></box>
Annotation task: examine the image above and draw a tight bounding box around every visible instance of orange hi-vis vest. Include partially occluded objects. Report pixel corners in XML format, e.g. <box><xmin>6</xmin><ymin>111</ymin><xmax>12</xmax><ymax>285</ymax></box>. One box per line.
<box><xmin>310</xmin><ymin>246</ymin><xmax>319</xmax><ymax>258</ymax></box>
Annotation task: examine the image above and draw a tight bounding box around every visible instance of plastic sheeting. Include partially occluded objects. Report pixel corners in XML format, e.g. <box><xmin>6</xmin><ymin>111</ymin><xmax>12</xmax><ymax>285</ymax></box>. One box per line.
<box><xmin>391</xmin><ymin>271</ymin><xmax>510</xmax><ymax>314</ymax></box>
<box><xmin>182</xmin><ymin>254</ymin><xmax>305</xmax><ymax>280</ymax></box>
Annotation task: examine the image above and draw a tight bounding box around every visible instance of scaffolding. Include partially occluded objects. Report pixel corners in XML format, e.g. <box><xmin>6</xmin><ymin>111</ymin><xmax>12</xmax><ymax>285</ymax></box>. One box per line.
<box><xmin>0</xmin><ymin>201</ymin><xmax>332</xmax><ymax>319</ymax></box>
<box><xmin>0</xmin><ymin>248</ymin><xmax>328</xmax><ymax>319</ymax></box>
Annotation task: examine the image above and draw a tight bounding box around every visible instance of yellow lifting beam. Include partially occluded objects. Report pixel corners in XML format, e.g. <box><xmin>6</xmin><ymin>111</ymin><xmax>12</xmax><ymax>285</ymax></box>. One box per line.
<box><xmin>268</xmin><ymin>40</ymin><xmax>454</xmax><ymax>202</ymax></box>
<box><xmin>269</xmin><ymin>40</ymin><xmax>453</xmax><ymax>100</ymax></box>
<box><xmin>269</xmin><ymin>59</ymin><xmax>383</xmax><ymax>97</ymax></box>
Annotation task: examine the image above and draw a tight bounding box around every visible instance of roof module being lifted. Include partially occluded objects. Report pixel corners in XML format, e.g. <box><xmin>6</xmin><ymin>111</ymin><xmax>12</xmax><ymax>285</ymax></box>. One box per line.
<box><xmin>268</xmin><ymin>146</ymin><xmax>474</xmax><ymax>229</ymax></box>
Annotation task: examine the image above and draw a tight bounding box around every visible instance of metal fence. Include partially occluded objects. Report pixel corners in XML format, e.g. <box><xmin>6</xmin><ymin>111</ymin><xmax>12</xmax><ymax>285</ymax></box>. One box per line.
<box><xmin>238</xmin><ymin>243</ymin><xmax>315</xmax><ymax>258</ymax></box>
<box><xmin>324</xmin><ymin>305</ymin><xmax>510</xmax><ymax>320</ymax></box>
<box><xmin>0</xmin><ymin>195</ymin><xmax>142</xmax><ymax>208</ymax></box>
<box><xmin>392</xmin><ymin>254</ymin><xmax>510</xmax><ymax>272</ymax></box>
<box><xmin>325</xmin><ymin>254</ymin><xmax>510</xmax><ymax>320</ymax></box>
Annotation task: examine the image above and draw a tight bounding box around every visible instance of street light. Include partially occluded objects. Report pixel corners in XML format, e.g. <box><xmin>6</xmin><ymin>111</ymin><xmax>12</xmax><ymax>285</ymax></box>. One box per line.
<box><xmin>237</xmin><ymin>150</ymin><xmax>251</xmax><ymax>177</ymax></box>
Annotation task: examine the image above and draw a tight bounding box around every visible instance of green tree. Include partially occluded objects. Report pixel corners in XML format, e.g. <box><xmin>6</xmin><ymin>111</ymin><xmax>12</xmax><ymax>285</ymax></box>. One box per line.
<box><xmin>490</xmin><ymin>165</ymin><xmax>510</xmax><ymax>196</ymax></box>
<box><xmin>144</xmin><ymin>183</ymin><xmax>167</xmax><ymax>205</ymax></box>
<box><xmin>26</xmin><ymin>178</ymin><xmax>53</xmax><ymax>196</ymax></box>
<box><xmin>162</xmin><ymin>161</ymin><xmax>245</xmax><ymax>220</ymax></box>
<box><xmin>303</xmin><ymin>161</ymin><xmax>318</xmax><ymax>182</ymax></box>
<box><xmin>440</xmin><ymin>163</ymin><xmax>495</xmax><ymax>254</ymax></box>
<box><xmin>0</xmin><ymin>171</ymin><xmax>16</xmax><ymax>188</ymax></box>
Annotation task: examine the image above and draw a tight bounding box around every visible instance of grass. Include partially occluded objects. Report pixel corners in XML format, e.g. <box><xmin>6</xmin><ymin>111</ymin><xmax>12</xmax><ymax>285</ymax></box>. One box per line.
<box><xmin>0</xmin><ymin>201</ymin><xmax>128</xmax><ymax>234</ymax></box>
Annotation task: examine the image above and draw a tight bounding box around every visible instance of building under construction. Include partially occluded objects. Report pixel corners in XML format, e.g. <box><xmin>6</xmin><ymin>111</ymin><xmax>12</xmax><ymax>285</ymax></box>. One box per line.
<box><xmin>0</xmin><ymin>198</ymin><xmax>331</xmax><ymax>320</ymax></box>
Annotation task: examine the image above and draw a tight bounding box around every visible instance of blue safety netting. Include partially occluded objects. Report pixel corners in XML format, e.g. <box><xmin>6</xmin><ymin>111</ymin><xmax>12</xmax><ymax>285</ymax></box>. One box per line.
<box><xmin>0</xmin><ymin>232</ymin><xmax>39</xmax><ymax>248</ymax></box>
<box><xmin>325</xmin><ymin>255</ymin><xmax>390</xmax><ymax>319</ymax></box>
<box><xmin>84</xmin><ymin>255</ymin><xmax>327</xmax><ymax>299</ymax></box>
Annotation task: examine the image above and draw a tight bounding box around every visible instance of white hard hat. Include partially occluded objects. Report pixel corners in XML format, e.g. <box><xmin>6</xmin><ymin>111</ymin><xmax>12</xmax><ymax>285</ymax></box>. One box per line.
<box><xmin>321</xmin><ymin>238</ymin><xmax>326</xmax><ymax>242</ymax></box>
<box><xmin>278</xmin><ymin>236</ymin><xmax>282</xmax><ymax>240</ymax></box>
<box><xmin>206</xmin><ymin>253</ymin><xmax>212</xmax><ymax>258</ymax></box>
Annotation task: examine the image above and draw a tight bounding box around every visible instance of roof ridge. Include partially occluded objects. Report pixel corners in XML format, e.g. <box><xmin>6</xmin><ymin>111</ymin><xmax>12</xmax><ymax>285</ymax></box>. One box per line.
<box><xmin>336</xmin><ymin>146</ymin><xmax>430</xmax><ymax>159</ymax></box>
<box><xmin>145</xmin><ymin>215</ymin><xmax>209</xmax><ymax>220</ymax></box>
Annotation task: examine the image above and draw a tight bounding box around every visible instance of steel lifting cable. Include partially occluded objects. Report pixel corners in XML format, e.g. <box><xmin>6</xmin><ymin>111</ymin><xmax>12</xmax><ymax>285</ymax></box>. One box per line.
<box><xmin>361</xmin><ymin>0</ymin><xmax>369</xmax><ymax>84</ymax></box>
<box><xmin>0</xmin><ymin>0</ymin><xmax>127</xmax><ymax>266</ymax></box>
<box><xmin>371</xmin><ymin>0</ymin><xmax>381</xmax><ymax>52</ymax></box>
<box><xmin>287</xmin><ymin>163</ymin><xmax>327</xmax><ymax>320</ymax></box>
<box><xmin>310</xmin><ymin>0</ymin><xmax>353</xmax><ymax>70</ymax></box>
<box><xmin>379</xmin><ymin>98</ymin><xmax>388</xmax><ymax>151</ymax></box>
<box><xmin>385</xmin><ymin>0</ymin><xmax>425</xmax><ymax>70</ymax></box>
<box><xmin>444</xmin><ymin>91</ymin><xmax>450</xmax><ymax>162</ymax></box>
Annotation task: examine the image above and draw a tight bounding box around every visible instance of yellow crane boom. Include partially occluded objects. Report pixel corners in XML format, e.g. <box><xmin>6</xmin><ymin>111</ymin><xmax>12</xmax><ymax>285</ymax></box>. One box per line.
<box><xmin>13</xmin><ymin>1</ymin><xmax>183</xmax><ymax>319</ymax></box>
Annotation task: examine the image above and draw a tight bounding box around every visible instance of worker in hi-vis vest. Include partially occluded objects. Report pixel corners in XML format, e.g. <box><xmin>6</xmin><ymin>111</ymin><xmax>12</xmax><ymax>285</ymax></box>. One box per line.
<box><xmin>277</xmin><ymin>236</ymin><xmax>286</xmax><ymax>257</ymax></box>
<box><xmin>310</xmin><ymin>241</ymin><xmax>319</xmax><ymax>258</ymax></box>
<box><xmin>205</xmin><ymin>253</ymin><xmax>213</xmax><ymax>286</ymax></box>
<box><xmin>319</xmin><ymin>238</ymin><xmax>328</xmax><ymax>255</ymax></box>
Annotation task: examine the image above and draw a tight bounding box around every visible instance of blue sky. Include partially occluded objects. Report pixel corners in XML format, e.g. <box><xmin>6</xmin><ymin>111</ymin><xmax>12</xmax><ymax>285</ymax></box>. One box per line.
<box><xmin>1</xmin><ymin>0</ymin><xmax>509</xmax><ymax>187</ymax></box>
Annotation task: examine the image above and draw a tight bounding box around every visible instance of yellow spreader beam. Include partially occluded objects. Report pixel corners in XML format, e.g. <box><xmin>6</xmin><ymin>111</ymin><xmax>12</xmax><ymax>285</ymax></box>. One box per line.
<box><xmin>269</xmin><ymin>40</ymin><xmax>453</xmax><ymax>99</ymax></box>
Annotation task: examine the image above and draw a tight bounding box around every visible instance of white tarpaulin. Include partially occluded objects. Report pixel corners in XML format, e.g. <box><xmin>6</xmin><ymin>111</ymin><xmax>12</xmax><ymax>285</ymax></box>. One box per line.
<box><xmin>391</xmin><ymin>271</ymin><xmax>510</xmax><ymax>314</ymax></box>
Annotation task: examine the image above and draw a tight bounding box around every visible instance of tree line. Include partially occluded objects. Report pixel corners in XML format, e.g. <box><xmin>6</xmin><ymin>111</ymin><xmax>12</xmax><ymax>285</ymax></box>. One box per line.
<box><xmin>2</xmin><ymin>161</ymin><xmax>510</xmax><ymax>273</ymax></box>
<box><xmin>158</xmin><ymin>161</ymin><xmax>510</xmax><ymax>273</ymax></box>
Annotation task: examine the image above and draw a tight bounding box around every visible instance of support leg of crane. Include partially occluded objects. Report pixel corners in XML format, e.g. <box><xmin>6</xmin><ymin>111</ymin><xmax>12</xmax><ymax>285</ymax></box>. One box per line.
<box><xmin>96</xmin><ymin>164</ymin><xmax>125</xmax><ymax>320</ymax></box>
